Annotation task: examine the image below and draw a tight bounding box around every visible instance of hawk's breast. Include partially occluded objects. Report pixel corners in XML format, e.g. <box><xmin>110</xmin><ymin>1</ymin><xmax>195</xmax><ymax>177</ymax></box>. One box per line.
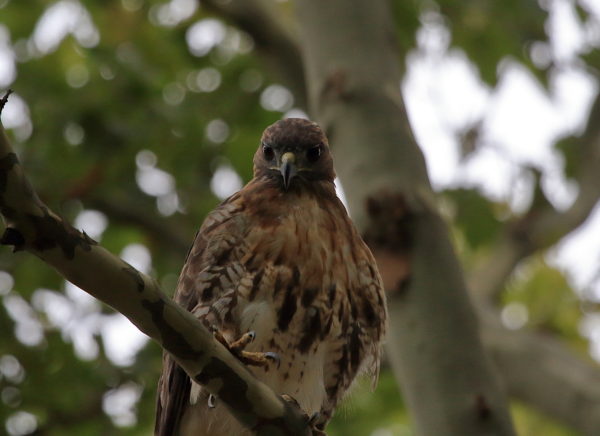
<box><xmin>231</xmin><ymin>187</ymin><xmax>364</xmax><ymax>415</ymax></box>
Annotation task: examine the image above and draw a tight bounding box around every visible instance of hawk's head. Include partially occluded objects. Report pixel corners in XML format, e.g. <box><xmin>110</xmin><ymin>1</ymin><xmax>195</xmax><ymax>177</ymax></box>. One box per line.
<box><xmin>253</xmin><ymin>118</ymin><xmax>335</xmax><ymax>190</ymax></box>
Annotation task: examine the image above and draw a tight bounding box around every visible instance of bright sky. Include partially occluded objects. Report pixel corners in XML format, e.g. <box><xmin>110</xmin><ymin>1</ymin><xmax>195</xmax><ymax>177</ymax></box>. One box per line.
<box><xmin>1</xmin><ymin>0</ymin><xmax>600</xmax><ymax>428</ymax></box>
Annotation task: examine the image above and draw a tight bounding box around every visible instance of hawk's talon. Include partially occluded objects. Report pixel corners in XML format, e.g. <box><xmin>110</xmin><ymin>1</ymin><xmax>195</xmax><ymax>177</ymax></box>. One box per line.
<box><xmin>281</xmin><ymin>394</ymin><xmax>300</xmax><ymax>407</ymax></box>
<box><xmin>308</xmin><ymin>412</ymin><xmax>320</xmax><ymax>425</ymax></box>
<box><xmin>230</xmin><ymin>330</ymin><xmax>256</xmax><ymax>353</ymax></box>
<box><xmin>309</xmin><ymin>412</ymin><xmax>327</xmax><ymax>435</ymax></box>
<box><xmin>210</xmin><ymin>325</ymin><xmax>229</xmax><ymax>348</ymax></box>
<box><xmin>281</xmin><ymin>395</ymin><xmax>328</xmax><ymax>435</ymax></box>
<box><xmin>211</xmin><ymin>328</ymin><xmax>279</xmax><ymax>368</ymax></box>
<box><xmin>207</xmin><ymin>394</ymin><xmax>216</xmax><ymax>409</ymax></box>
<box><xmin>264</xmin><ymin>351</ymin><xmax>281</xmax><ymax>368</ymax></box>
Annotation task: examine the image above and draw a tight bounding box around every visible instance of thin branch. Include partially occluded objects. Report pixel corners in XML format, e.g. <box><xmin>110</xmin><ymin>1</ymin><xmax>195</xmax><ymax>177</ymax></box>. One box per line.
<box><xmin>469</xmin><ymin>90</ymin><xmax>600</xmax><ymax>302</ymax></box>
<box><xmin>0</xmin><ymin>92</ymin><xmax>311</xmax><ymax>436</ymax></box>
<box><xmin>201</xmin><ymin>0</ymin><xmax>307</xmax><ymax>110</ymax></box>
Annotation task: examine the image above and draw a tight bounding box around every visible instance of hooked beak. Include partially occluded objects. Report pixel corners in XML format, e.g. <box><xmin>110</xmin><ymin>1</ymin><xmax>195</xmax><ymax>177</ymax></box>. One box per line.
<box><xmin>280</xmin><ymin>152</ymin><xmax>297</xmax><ymax>190</ymax></box>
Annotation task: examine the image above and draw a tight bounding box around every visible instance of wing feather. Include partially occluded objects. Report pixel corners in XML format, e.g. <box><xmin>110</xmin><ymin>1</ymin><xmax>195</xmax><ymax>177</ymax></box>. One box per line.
<box><xmin>154</xmin><ymin>195</ymin><xmax>245</xmax><ymax>436</ymax></box>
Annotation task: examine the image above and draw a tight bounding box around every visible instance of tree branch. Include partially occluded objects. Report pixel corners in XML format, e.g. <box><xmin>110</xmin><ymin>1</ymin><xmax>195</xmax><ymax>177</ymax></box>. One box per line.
<box><xmin>0</xmin><ymin>92</ymin><xmax>311</xmax><ymax>436</ymax></box>
<box><xmin>469</xmin><ymin>90</ymin><xmax>600</xmax><ymax>302</ymax></box>
<box><xmin>482</xmin><ymin>316</ymin><xmax>600</xmax><ymax>436</ymax></box>
<box><xmin>201</xmin><ymin>0</ymin><xmax>307</xmax><ymax>110</ymax></box>
<box><xmin>293</xmin><ymin>2</ymin><xmax>516</xmax><ymax>435</ymax></box>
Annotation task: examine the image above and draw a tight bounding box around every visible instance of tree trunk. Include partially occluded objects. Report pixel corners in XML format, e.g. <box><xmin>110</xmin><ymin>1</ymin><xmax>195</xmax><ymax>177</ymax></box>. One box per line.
<box><xmin>293</xmin><ymin>1</ymin><xmax>516</xmax><ymax>434</ymax></box>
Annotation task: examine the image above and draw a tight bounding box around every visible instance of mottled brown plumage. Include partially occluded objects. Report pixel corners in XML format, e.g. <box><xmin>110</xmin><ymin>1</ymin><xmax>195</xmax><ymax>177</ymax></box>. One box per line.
<box><xmin>155</xmin><ymin>118</ymin><xmax>387</xmax><ymax>436</ymax></box>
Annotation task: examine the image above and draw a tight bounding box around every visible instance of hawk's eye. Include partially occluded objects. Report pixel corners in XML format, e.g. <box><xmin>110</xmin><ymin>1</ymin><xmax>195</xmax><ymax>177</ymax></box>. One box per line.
<box><xmin>262</xmin><ymin>145</ymin><xmax>275</xmax><ymax>161</ymax></box>
<box><xmin>306</xmin><ymin>145</ymin><xmax>322</xmax><ymax>163</ymax></box>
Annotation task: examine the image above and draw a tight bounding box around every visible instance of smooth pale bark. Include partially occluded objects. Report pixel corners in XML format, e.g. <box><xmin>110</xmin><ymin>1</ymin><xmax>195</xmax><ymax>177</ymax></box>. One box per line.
<box><xmin>293</xmin><ymin>1</ymin><xmax>515</xmax><ymax>435</ymax></box>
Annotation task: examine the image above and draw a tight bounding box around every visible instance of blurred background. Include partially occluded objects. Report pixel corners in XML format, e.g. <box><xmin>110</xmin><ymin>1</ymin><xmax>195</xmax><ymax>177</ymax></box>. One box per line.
<box><xmin>0</xmin><ymin>0</ymin><xmax>599</xmax><ymax>435</ymax></box>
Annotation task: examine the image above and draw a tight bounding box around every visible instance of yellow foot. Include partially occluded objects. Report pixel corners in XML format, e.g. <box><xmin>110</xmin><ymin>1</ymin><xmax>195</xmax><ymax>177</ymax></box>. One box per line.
<box><xmin>211</xmin><ymin>327</ymin><xmax>280</xmax><ymax>368</ymax></box>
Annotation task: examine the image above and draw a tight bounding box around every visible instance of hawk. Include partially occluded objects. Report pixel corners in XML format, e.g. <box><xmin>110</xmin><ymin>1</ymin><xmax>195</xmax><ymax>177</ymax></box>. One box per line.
<box><xmin>155</xmin><ymin>118</ymin><xmax>387</xmax><ymax>435</ymax></box>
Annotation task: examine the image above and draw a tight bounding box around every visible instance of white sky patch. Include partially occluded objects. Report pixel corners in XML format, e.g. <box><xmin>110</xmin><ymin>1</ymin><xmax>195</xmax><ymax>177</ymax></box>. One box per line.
<box><xmin>0</xmin><ymin>271</ymin><xmax>14</xmax><ymax>296</ymax></box>
<box><xmin>120</xmin><ymin>243</ymin><xmax>152</xmax><ymax>274</ymax></box>
<box><xmin>157</xmin><ymin>191</ymin><xmax>180</xmax><ymax>216</ymax></box>
<box><xmin>0</xmin><ymin>355</ymin><xmax>25</xmax><ymax>384</ymax></box>
<box><xmin>101</xmin><ymin>314</ymin><xmax>148</xmax><ymax>367</ymax></box>
<box><xmin>581</xmin><ymin>0</ymin><xmax>600</xmax><ymax>18</ymax></box>
<box><xmin>61</xmin><ymin>282</ymin><xmax>102</xmax><ymax>360</ymax></box>
<box><xmin>186</xmin><ymin>19</ymin><xmax>226</xmax><ymax>57</ymax></box>
<box><xmin>31</xmin><ymin>0</ymin><xmax>99</xmax><ymax>55</ymax></box>
<box><xmin>552</xmin><ymin>67</ymin><xmax>598</xmax><ymax>132</ymax></box>
<box><xmin>403</xmin><ymin>52</ymin><xmax>460</xmax><ymax>188</ymax></box>
<box><xmin>260</xmin><ymin>84</ymin><xmax>294</xmax><ymax>112</ymax></box>
<box><xmin>102</xmin><ymin>381</ymin><xmax>143</xmax><ymax>427</ymax></box>
<box><xmin>5</xmin><ymin>411</ymin><xmax>37</xmax><ymax>436</ymax></box>
<box><xmin>482</xmin><ymin>63</ymin><xmax>562</xmax><ymax>165</ymax></box>
<box><xmin>2</xmin><ymin>295</ymin><xmax>44</xmax><ymax>347</ymax></box>
<box><xmin>32</xmin><ymin>288</ymin><xmax>74</xmax><ymax>329</ymax></box>
<box><xmin>205</xmin><ymin>118</ymin><xmax>229</xmax><ymax>144</ymax></box>
<box><xmin>0</xmin><ymin>92</ymin><xmax>33</xmax><ymax>142</ymax></box>
<box><xmin>549</xmin><ymin>0</ymin><xmax>586</xmax><ymax>62</ymax></box>
<box><xmin>135</xmin><ymin>149</ymin><xmax>158</xmax><ymax>169</ymax></box>
<box><xmin>136</xmin><ymin>166</ymin><xmax>176</xmax><ymax>197</ymax></box>
<box><xmin>547</xmin><ymin>202</ymin><xmax>600</xmax><ymax>300</ymax></box>
<box><xmin>210</xmin><ymin>164</ymin><xmax>243</xmax><ymax>200</ymax></box>
<box><xmin>0</xmin><ymin>92</ymin><xmax>28</xmax><ymax>128</ymax></box>
<box><xmin>425</xmin><ymin>49</ymin><xmax>489</xmax><ymax>131</ymax></box>
<box><xmin>149</xmin><ymin>0</ymin><xmax>197</xmax><ymax>28</ymax></box>
<box><xmin>74</xmin><ymin>209</ymin><xmax>108</xmax><ymax>241</ymax></box>
<box><xmin>0</xmin><ymin>24</ymin><xmax>16</xmax><ymax>87</ymax></box>
<box><xmin>64</xmin><ymin>281</ymin><xmax>99</xmax><ymax>312</ymax></box>
<box><xmin>455</xmin><ymin>146</ymin><xmax>520</xmax><ymax>201</ymax></box>
<box><xmin>69</xmin><ymin>318</ymin><xmax>100</xmax><ymax>360</ymax></box>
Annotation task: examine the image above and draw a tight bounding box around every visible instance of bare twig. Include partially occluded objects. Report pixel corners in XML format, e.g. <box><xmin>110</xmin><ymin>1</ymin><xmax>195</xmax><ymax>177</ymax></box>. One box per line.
<box><xmin>0</xmin><ymin>90</ymin><xmax>311</xmax><ymax>436</ymax></box>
